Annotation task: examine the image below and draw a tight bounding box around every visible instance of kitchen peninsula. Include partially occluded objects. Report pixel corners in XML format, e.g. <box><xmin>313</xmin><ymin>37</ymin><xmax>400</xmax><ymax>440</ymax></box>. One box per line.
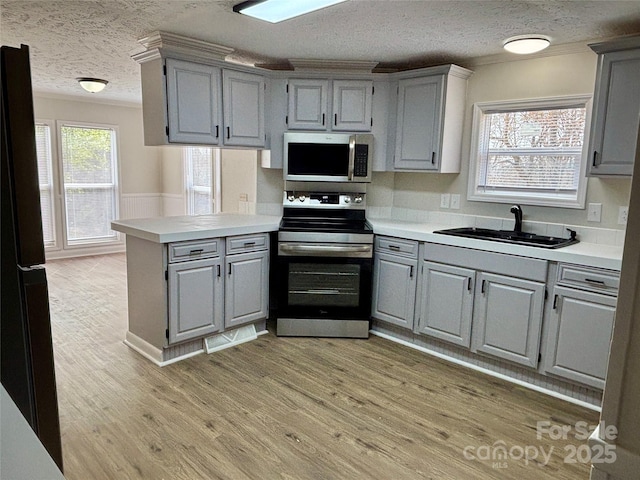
<box><xmin>112</xmin><ymin>214</ymin><xmax>280</xmax><ymax>365</ymax></box>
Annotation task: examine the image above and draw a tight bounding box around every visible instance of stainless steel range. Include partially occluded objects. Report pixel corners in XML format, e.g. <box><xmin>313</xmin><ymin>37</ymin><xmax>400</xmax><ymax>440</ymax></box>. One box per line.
<box><xmin>276</xmin><ymin>184</ymin><xmax>373</xmax><ymax>338</ymax></box>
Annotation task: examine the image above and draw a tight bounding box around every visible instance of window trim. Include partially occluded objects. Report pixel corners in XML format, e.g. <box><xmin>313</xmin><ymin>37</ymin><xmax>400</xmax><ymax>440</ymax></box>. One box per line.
<box><xmin>56</xmin><ymin>120</ymin><xmax>122</xmax><ymax>248</ymax></box>
<box><xmin>35</xmin><ymin>120</ymin><xmax>60</xmax><ymax>250</ymax></box>
<box><xmin>467</xmin><ymin>95</ymin><xmax>592</xmax><ymax>209</ymax></box>
<box><xmin>183</xmin><ymin>147</ymin><xmax>220</xmax><ymax>215</ymax></box>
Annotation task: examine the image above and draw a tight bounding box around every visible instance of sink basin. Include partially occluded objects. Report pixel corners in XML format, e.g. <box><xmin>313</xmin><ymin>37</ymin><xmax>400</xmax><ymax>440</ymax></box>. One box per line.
<box><xmin>433</xmin><ymin>227</ymin><xmax>579</xmax><ymax>249</ymax></box>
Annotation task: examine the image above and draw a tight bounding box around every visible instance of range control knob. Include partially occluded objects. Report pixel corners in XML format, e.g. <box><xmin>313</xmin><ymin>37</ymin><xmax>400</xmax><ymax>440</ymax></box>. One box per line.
<box><xmin>287</xmin><ymin>195</ymin><xmax>296</xmax><ymax>202</ymax></box>
<box><xmin>343</xmin><ymin>196</ymin><xmax>351</xmax><ymax>204</ymax></box>
<box><xmin>298</xmin><ymin>195</ymin><xmax>306</xmax><ymax>202</ymax></box>
<box><xmin>353</xmin><ymin>195</ymin><xmax>363</xmax><ymax>204</ymax></box>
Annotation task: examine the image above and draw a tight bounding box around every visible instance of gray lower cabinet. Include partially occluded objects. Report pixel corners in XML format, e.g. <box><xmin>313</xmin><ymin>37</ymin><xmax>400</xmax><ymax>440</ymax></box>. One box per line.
<box><xmin>472</xmin><ymin>273</ymin><xmax>546</xmax><ymax>368</ymax></box>
<box><xmin>415</xmin><ymin>262</ymin><xmax>474</xmax><ymax>348</ymax></box>
<box><xmin>168</xmin><ymin>257</ymin><xmax>223</xmax><ymax>344</ymax></box>
<box><xmin>371</xmin><ymin>237</ymin><xmax>419</xmax><ymax>329</ymax></box>
<box><xmin>224</xmin><ymin>234</ymin><xmax>270</xmax><ymax>329</ymax></box>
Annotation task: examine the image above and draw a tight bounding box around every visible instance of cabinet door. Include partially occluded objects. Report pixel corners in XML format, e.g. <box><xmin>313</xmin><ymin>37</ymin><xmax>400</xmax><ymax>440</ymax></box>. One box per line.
<box><xmin>394</xmin><ymin>75</ymin><xmax>444</xmax><ymax>170</ymax></box>
<box><xmin>166</xmin><ymin>59</ymin><xmax>222</xmax><ymax>145</ymax></box>
<box><xmin>589</xmin><ymin>49</ymin><xmax>640</xmax><ymax>176</ymax></box>
<box><xmin>473</xmin><ymin>273</ymin><xmax>545</xmax><ymax>368</ymax></box>
<box><xmin>287</xmin><ymin>79</ymin><xmax>329</xmax><ymax>130</ymax></box>
<box><xmin>371</xmin><ymin>252</ymin><xmax>417</xmax><ymax>329</ymax></box>
<box><xmin>544</xmin><ymin>286</ymin><xmax>616</xmax><ymax>389</ymax></box>
<box><xmin>415</xmin><ymin>262</ymin><xmax>474</xmax><ymax>348</ymax></box>
<box><xmin>222</xmin><ymin>70</ymin><xmax>265</xmax><ymax>147</ymax></box>
<box><xmin>225</xmin><ymin>250</ymin><xmax>269</xmax><ymax>328</ymax></box>
<box><xmin>332</xmin><ymin>80</ymin><xmax>373</xmax><ymax>132</ymax></box>
<box><xmin>168</xmin><ymin>257</ymin><xmax>223</xmax><ymax>344</ymax></box>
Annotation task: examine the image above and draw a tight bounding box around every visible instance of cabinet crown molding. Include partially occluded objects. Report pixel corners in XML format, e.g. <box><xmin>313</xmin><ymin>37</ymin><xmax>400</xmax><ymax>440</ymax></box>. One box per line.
<box><xmin>289</xmin><ymin>58</ymin><xmax>379</xmax><ymax>73</ymax></box>
<box><xmin>134</xmin><ymin>30</ymin><xmax>235</xmax><ymax>65</ymax></box>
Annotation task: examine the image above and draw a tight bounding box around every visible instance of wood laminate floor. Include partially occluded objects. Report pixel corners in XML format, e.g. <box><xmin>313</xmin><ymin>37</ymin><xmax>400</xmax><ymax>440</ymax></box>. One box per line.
<box><xmin>47</xmin><ymin>253</ymin><xmax>599</xmax><ymax>480</ymax></box>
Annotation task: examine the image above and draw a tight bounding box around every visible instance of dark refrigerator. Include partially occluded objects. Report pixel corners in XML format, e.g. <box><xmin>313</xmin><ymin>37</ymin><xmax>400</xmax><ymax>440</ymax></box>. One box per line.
<box><xmin>1</xmin><ymin>44</ymin><xmax>63</xmax><ymax>470</ymax></box>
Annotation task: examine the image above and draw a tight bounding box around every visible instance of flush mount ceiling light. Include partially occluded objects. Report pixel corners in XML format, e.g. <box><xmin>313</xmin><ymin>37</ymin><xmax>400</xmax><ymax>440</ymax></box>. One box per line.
<box><xmin>233</xmin><ymin>0</ymin><xmax>348</xmax><ymax>23</ymax></box>
<box><xmin>76</xmin><ymin>77</ymin><xmax>108</xmax><ymax>93</ymax></box>
<box><xmin>503</xmin><ymin>35</ymin><xmax>551</xmax><ymax>54</ymax></box>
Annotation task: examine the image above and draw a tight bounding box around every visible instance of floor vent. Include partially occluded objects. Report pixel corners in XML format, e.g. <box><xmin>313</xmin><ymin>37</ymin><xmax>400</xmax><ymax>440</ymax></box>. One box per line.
<box><xmin>204</xmin><ymin>324</ymin><xmax>258</xmax><ymax>354</ymax></box>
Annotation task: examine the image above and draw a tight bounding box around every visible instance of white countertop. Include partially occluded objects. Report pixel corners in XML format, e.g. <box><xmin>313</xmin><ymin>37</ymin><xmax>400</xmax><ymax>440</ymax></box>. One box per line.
<box><xmin>111</xmin><ymin>214</ymin><xmax>281</xmax><ymax>243</ymax></box>
<box><xmin>368</xmin><ymin>218</ymin><xmax>623</xmax><ymax>271</ymax></box>
<box><xmin>112</xmin><ymin>214</ymin><xmax>623</xmax><ymax>270</ymax></box>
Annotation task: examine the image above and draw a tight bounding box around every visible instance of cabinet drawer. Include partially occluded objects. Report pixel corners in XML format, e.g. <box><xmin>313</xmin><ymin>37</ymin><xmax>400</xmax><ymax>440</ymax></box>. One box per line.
<box><xmin>375</xmin><ymin>236</ymin><xmax>419</xmax><ymax>258</ymax></box>
<box><xmin>226</xmin><ymin>233</ymin><xmax>269</xmax><ymax>254</ymax></box>
<box><xmin>168</xmin><ymin>239</ymin><xmax>221</xmax><ymax>263</ymax></box>
<box><xmin>557</xmin><ymin>264</ymin><xmax>619</xmax><ymax>294</ymax></box>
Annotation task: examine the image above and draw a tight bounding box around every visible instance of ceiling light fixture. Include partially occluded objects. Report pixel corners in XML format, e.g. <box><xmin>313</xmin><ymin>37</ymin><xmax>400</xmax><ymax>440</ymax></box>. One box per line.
<box><xmin>503</xmin><ymin>35</ymin><xmax>551</xmax><ymax>54</ymax></box>
<box><xmin>233</xmin><ymin>0</ymin><xmax>347</xmax><ymax>23</ymax></box>
<box><xmin>76</xmin><ymin>77</ymin><xmax>108</xmax><ymax>93</ymax></box>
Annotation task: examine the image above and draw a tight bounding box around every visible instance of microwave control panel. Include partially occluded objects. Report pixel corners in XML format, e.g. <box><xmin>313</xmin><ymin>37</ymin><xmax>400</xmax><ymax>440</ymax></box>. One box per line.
<box><xmin>354</xmin><ymin>145</ymin><xmax>369</xmax><ymax>177</ymax></box>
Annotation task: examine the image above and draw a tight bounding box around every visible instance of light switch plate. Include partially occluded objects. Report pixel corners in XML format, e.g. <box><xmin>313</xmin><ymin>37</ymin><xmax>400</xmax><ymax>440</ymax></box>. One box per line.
<box><xmin>450</xmin><ymin>194</ymin><xmax>461</xmax><ymax>209</ymax></box>
<box><xmin>440</xmin><ymin>193</ymin><xmax>451</xmax><ymax>209</ymax></box>
<box><xmin>587</xmin><ymin>203</ymin><xmax>602</xmax><ymax>222</ymax></box>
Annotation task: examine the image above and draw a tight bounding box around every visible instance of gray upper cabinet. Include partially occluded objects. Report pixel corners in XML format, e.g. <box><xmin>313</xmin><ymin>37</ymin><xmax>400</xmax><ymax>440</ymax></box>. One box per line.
<box><xmin>287</xmin><ymin>79</ymin><xmax>329</xmax><ymax>130</ymax></box>
<box><xmin>139</xmin><ymin>56</ymin><xmax>266</xmax><ymax>147</ymax></box>
<box><xmin>588</xmin><ymin>37</ymin><xmax>640</xmax><ymax>176</ymax></box>
<box><xmin>166</xmin><ymin>58</ymin><xmax>222</xmax><ymax>145</ymax></box>
<box><xmin>287</xmin><ymin>78</ymin><xmax>373</xmax><ymax>132</ymax></box>
<box><xmin>168</xmin><ymin>256</ymin><xmax>223</xmax><ymax>344</ymax></box>
<box><xmin>392</xmin><ymin>65</ymin><xmax>472</xmax><ymax>173</ymax></box>
<box><xmin>415</xmin><ymin>261</ymin><xmax>474</xmax><ymax>348</ymax></box>
<box><xmin>472</xmin><ymin>273</ymin><xmax>545</xmax><ymax>368</ymax></box>
<box><xmin>222</xmin><ymin>70</ymin><xmax>266</xmax><ymax>147</ymax></box>
<box><xmin>332</xmin><ymin>80</ymin><xmax>373</xmax><ymax>131</ymax></box>
<box><xmin>394</xmin><ymin>75</ymin><xmax>443</xmax><ymax>171</ymax></box>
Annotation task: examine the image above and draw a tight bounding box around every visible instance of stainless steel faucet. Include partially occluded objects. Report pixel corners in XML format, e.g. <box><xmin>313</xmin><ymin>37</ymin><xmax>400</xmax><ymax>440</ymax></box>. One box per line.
<box><xmin>510</xmin><ymin>205</ymin><xmax>523</xmax><ymax>233</ymax></box>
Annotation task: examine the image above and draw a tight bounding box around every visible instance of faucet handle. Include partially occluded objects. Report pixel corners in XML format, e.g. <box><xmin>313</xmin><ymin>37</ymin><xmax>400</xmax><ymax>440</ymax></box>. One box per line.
<box><xmin>566</xmin><ymin>228</ymin><xmax>577</xmax><ymax>240</ymax></box>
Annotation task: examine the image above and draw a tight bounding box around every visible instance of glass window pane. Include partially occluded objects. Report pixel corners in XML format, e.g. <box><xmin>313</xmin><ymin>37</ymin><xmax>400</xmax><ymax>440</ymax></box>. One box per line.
<box><xmin>185</xmin><ymin>147</ymin><xmax>213</xmax><ymax>215</ymax></box>
<box><xmin>35</xmin><ymin>123</ymin><xmax>55</xmax><ymax>247</ymax></box>
<box><xmin>59</xmin><ymin>125</ymin><xmax>118</xmax><ymax>244</ymax></box>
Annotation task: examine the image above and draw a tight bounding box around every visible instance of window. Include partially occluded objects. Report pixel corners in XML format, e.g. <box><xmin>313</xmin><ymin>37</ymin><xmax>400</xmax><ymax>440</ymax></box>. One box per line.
<box><xmin>184</xmin><ymin>147</ymin><xmax>217</xmax><ymax>215</ymax></box>
<box><xmin>468</xmin><ymin>96</ymin><xmax>591</xmax><ymax>208</ymax></box>
<box><xmin>35</xmin><ymin>123</ymin><xmax>56</xmax><ymax>247</ymax></box>
<box><xmin>58</xmin><ymin>123</ymin><xmax>119</xmax><ymax>245</ymax></box>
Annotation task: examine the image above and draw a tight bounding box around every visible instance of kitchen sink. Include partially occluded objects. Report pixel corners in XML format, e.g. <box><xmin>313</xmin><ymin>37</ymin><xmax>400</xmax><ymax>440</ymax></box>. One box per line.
<box><xmin>433</xmin><ymin>227</ymin><xmax>579</xmax><ymax>249</ymax></box>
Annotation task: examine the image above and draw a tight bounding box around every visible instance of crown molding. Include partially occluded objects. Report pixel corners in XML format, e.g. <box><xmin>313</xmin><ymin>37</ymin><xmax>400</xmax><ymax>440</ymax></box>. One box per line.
<box><xmin>134</xmin><ymin>31</ymin><xmax>235</xmax><ymax>64</ymax></box>
<box><xmin>289</xmin><ymin>58</ymin><xmax>378</xmax><ymax>73</ymax></box>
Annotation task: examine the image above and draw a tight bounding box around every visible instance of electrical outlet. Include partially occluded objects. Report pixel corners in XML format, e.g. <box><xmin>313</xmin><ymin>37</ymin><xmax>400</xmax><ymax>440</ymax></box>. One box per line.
<box><xmin>450</xmin><ymin>194</ymin><xmax>461</xmax><ymax>210</ymax></box>
<box><xmin>587</xmin><ymin>203</ymin><xmax>602</xmax><ymax>222</ymax></box>
<box><xmin>618</xmin><ymin>206</ymin><xmax>629</xmax><ymax>225</ymax></box>
<box><xmin>440</xmin><ymin>193</ymin><xmax>451</xmax><ymax>209</ymax></box>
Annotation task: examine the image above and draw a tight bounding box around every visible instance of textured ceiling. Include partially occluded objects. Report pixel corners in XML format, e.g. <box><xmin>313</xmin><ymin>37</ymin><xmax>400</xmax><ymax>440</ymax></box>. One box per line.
<box><xmin>2</xmin><ymin>0</ymin><xmax>640</xmax><ymax>103</ymax></box>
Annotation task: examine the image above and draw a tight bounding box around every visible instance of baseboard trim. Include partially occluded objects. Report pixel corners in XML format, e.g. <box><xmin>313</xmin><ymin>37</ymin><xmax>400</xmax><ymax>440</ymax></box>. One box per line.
<box><xmin>124</xmin><ymin>331</ymin><xmax>164</xmax><ymax>365</ymax></box>
<box><xmin>370</xmin><ymin>329</ymin><xmax>601</xmax><ymax>412</ymax></box>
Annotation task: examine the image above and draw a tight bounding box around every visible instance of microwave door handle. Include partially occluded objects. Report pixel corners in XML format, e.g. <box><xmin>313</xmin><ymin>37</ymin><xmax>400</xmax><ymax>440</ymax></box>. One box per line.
<box><xmin>348</xmin><ymin>136</ymin><xmax>356</xmax><ymax>181</ymax></box>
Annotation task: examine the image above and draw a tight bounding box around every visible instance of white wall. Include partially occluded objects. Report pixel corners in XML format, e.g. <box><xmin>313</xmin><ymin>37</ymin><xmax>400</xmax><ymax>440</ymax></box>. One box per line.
<box><xmin>221</xmin><ymin>150</ymin><xmax>257</xmax><ymax>213</ymax></box>
<box><xmin>368</xmin><ymin>51</ymin><xmax>632</xmax><ymax>229</ymax></box>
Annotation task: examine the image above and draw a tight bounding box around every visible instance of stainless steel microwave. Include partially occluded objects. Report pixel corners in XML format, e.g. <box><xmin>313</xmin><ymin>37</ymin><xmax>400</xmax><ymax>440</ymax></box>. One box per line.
<box><xmin>283</xmin><ymin>132</ymin><xmax>373</xmax><ymax>183</ymax></box>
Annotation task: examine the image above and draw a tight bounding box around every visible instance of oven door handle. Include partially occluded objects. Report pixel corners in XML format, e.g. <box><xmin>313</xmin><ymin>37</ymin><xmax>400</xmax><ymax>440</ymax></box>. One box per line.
<box><xmin>348</xmin><ymin>135</ymin><xmax>356</xmax><ymax>181</ymax></box>
<box><xmin>279</xmin><ymin>243</ymin><xmax>372</xmax><ymax>257</ymax></box>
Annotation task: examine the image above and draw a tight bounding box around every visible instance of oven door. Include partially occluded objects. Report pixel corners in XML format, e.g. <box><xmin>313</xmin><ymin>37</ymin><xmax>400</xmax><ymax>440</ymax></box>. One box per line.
<box><xmin>277</xmin><ymin>243</ymin><xmax>372</xmax><ymax>321</ymax></box>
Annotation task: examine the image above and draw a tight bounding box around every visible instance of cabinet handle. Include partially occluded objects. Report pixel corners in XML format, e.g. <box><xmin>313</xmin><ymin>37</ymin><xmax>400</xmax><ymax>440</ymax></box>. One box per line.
<box><xmin>431</xmin><ymin>152</ymin><xmax>436</xmax><ymax>164</ymax></box>
<box><xmin>467</xmin><ymin>277</ymin><xmax>472</xmax><ymax>291</ymax></box>
<box><xmin>322</xmin><ymin>113</ymin><xmax>325</xmax><ymax>126</ymax></box>
<box><xmin>409</xmin><ymin>265</ymin><xmax>414</xmax><ymax>278</ymax></box>
<box><xmin>244</xmin><ymin>241</ymin><xmax>256</xmax><ymax>247</ymax></box>
<box><xmin>388</xmin><ymin>245</ymin><xmax>401</xmax><ymax>251</ymax></box>
<box><xmin>481</xmin><ymin>279</ymin><xmax>486</xmax><ymax>294</ymax></box>
<box><xmin>334</xmin><ymin>113</ymin><xmax>337</xmax><ymax>126</ymax></box>
<box><xmin>552</xmin><ymin>294</ymin><xmax>559</xmax><ymax>310</ymax></box>
<box><xmin>592</xmin><ymin>150</ymin><xmax>598</xmax><ymax>167</ymax></box>
<box><xmin>228</xmin><ymin>263</ymin><xmax>232</xmax><ymax>275</ymax></box>
<box><xmin>215</xmin><ymin>125</ymin><xmax>219</xmax><ymax>138</ymax></box>
<box><xmin>189</xmin><ymin>249</ymin><xmax>203</xmax><ymax>255</ymax></box>
<box><xmin>226</xmin><ymin>126</ymin><xmax>230</xmax><ymax>139</ymax></box>
<box><xmin>217</xmin><ymin>264</ymin><xmax>221</xmax><ymax>277</ymax></box>
<box><xmin>585</xmin><ymin>278</ymin><xmax>606</xmax><ymax>285</ymax></box>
